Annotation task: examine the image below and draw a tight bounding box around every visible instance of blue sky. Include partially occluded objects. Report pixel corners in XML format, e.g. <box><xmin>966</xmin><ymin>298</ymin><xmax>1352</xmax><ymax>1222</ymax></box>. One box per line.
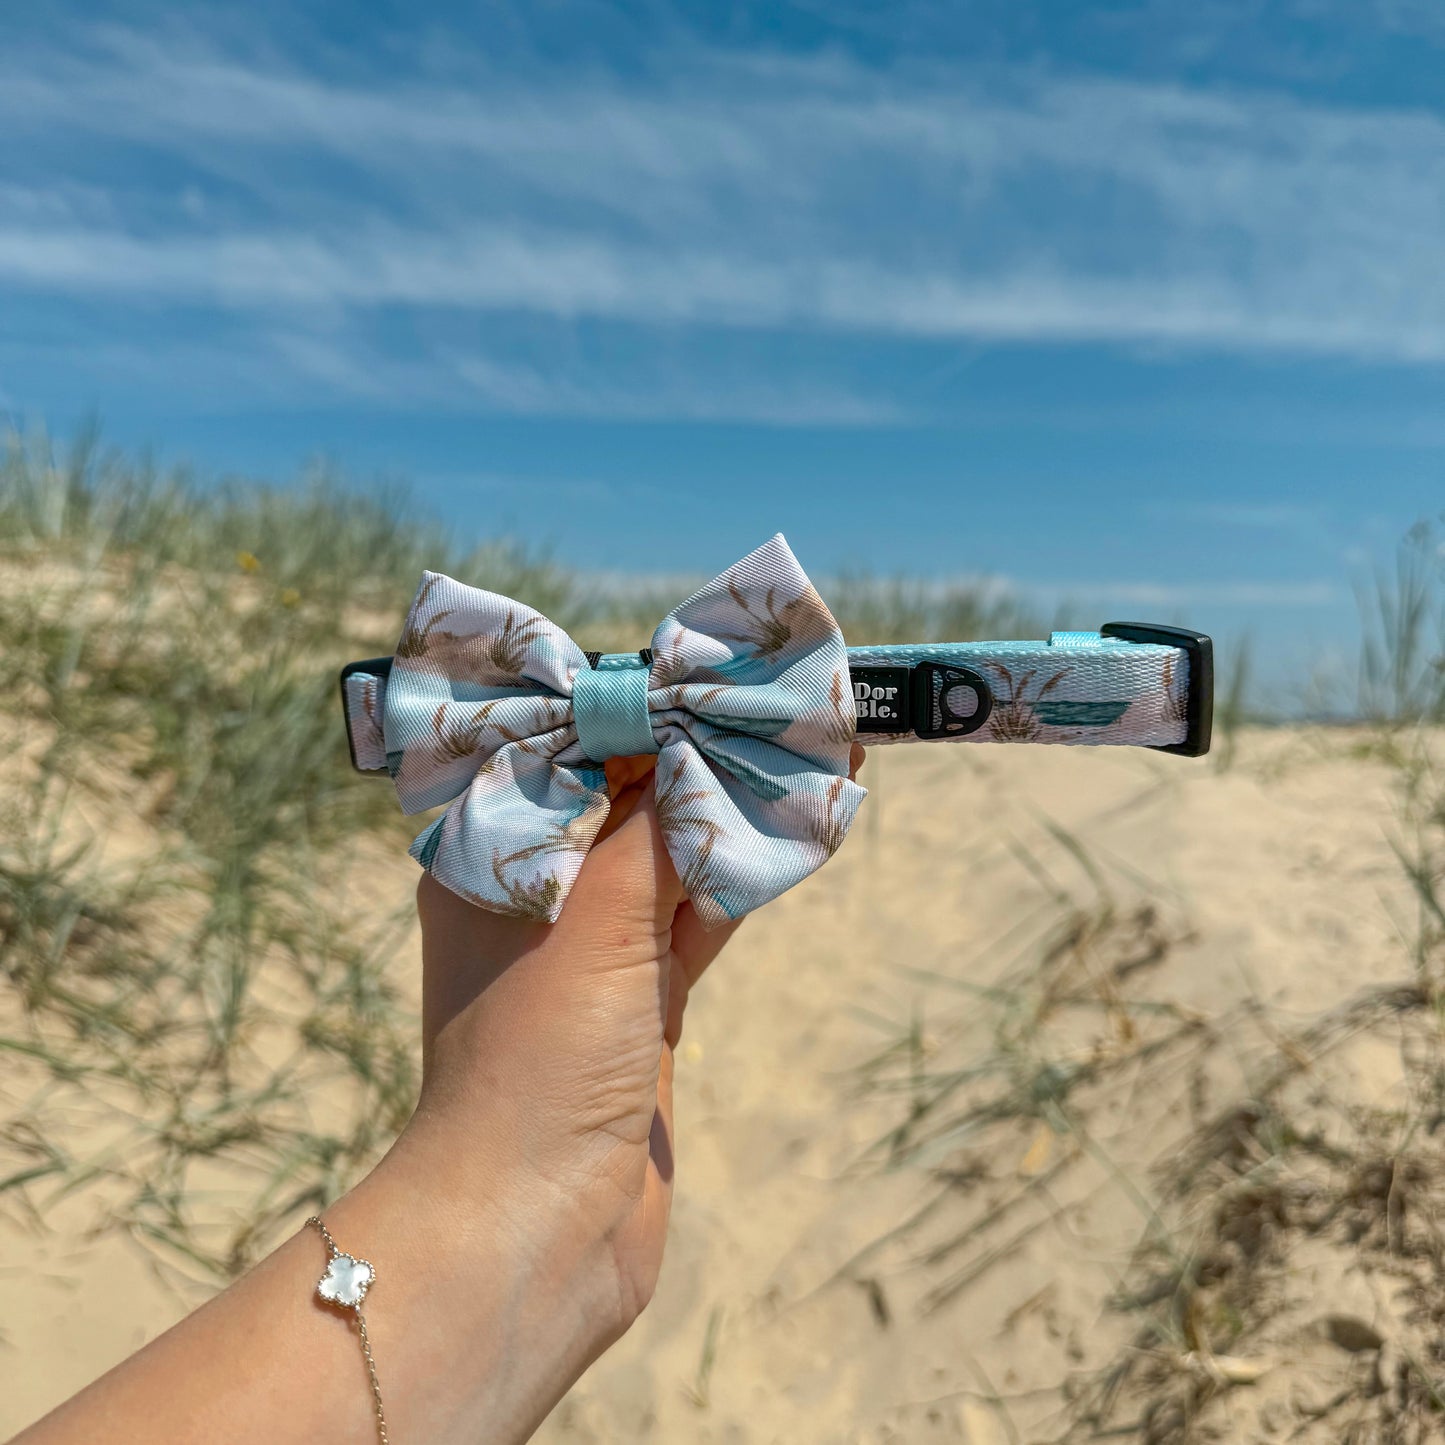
<box><xmin>5</xmin><ymin>1</ymin><xmax>1445</xmax><ymax>706</ymax></box>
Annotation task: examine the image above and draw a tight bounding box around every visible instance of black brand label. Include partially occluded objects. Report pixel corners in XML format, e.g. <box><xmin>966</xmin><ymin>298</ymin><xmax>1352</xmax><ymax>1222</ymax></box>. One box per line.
<box><xmin>850</xmin><ymin>666</ymin><xmax>911</xmax><ymax>732</ymax></box>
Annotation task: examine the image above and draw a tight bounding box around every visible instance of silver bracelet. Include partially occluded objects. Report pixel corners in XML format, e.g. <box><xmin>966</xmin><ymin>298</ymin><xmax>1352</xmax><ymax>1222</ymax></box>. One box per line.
<box><xmin>306</xmin><ymin>1215</ymin><xmax>390</xmax><ymax>1444</ymax></box>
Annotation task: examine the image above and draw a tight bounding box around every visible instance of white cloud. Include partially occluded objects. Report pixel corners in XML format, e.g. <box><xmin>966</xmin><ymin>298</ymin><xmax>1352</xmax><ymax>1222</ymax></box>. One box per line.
<box><xmin>1155</xmin><ymin>501</ymin><xmax>1329</xmax><ymax>534</ymax></box>
<box><xmin>267</xmin><ymin>327</ymin><xmax>904</xmax><ymax>424</ymax></box>
<box><xmin>6</xmin><ymin>23</ymin><xmax>1445</xmax><ymax>402</ymax></box>
<box><xmin>4</xmin><ymin>221</ymin><xmax>1445</xmax><ymax>366</ymax></box>
<box><xmin>3</xmin><ymin>321</ymin><xmax>897</xmax><ymax>428</ymax></box>
<box><xmin>449</xmin><ymin>353</ymin><xmax>904</xmax><ymax>425</ymax></box>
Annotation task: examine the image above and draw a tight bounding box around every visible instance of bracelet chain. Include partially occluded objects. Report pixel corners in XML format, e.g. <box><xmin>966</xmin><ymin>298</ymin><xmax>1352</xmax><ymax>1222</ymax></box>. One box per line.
<box><xmin>306</xmin><ymin>1215</ymin><xmax>390</xmax><ymax>1445</ymax></box>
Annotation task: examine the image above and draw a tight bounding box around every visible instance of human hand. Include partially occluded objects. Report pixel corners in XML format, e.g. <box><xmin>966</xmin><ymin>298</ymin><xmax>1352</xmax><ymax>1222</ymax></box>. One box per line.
<box><xmin>16</xmin><ymin>746</ymin><xmax>864</xmax><ymax>1445</ymax></box>
<box><xmin>409</xmin><ymin>752</ymin><xmax>745</xmax><ymax>1330</ymax></box>
<box><xmin>368</xmin><ymin>742</ymin><xmax>863</xmax><ymax>1436</ymax></box>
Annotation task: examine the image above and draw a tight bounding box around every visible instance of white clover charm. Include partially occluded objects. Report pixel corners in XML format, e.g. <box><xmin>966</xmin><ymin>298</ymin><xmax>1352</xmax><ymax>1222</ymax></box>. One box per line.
<box><xmin>317</xmin><ymin>1252</ymin><xmax>375</xmax><ymax>1309</ymax></box>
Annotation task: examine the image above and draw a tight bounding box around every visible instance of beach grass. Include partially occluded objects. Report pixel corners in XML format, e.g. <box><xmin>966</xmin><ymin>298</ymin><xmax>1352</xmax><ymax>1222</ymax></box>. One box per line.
<box><xmin>835</xmin><ymin>525</ymin><xmax>1445</xmax><ymax>1442</ymax></box>
<box><xmin>8</xmin><ymin>425</ymin><xmax>1445</xmax><ymax>1442</ymax></box>
<box><xmin>0</xmin><ymin>427</ymin><xmax>1042</xmax><ymax>1284</ymax></box>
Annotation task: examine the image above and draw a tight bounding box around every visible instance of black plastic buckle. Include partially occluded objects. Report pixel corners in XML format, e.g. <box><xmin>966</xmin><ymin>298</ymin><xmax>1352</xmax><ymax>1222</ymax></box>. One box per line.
<box><xmin>339</xmin><ymin>656</ymin><xmax>395</xmax><ymax>773</ymax></box>
<box><xmin>1099</xmin><ymin>622</ymin><xmax>1213</xmax><ymax>758</ymax></box>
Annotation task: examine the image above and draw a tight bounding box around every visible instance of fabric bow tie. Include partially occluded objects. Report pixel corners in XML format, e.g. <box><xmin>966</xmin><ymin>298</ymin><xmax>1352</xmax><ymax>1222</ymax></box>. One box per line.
<box><xmin>381</xmin><ymin>534</ymin><xmax>865</xmax><ymax>928</ymax></box>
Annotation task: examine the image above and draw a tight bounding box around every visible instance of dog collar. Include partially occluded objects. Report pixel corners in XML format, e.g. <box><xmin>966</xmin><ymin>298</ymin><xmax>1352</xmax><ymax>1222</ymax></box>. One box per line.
<box><xmin>340</xmin><ymin>620</ymin><xmax>1212</xmax><ymax>773</ymax></box>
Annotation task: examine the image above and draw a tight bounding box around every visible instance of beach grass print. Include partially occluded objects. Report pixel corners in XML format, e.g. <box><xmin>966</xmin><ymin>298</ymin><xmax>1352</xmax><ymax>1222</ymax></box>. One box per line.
<box><xmin>1159</xmin><ymin>651</ymin><xmax>1187</xmax><ymax>730</ymax></box>
<box><xmin>987</xmin><ymin>664</ymin><xmax>1066</xmax><ymax>742</ymax></box>
<box><xmin>722</xmin><ymin>580</ymin><xmax>796</xmax><ymax>657</ymax></box>
<box><xmin>716</xmin><ymin>577</ymin><xmax>842</xmax><ymax>661</ymax></box>
<box><xmin>827</xmin><ymin>669</ymin><xmax>861</xmax><ymax>745</ymax></box>
<box><xmin>394</xmin><ymin>576</ymin><xmax>451</xmax><ymax>659</ymax></box>
<box><xmin>810</xmin><ymin>775</ymin><xmax>855</xmax><ymax>857</ymax></box>
<box><xmin>382</xmin><ymin>535</ymin><xmax>861</xmax><ymax>926</ymax></box>
<box><xmin>654</xmin><ymin>755</ymin><xmax>725</xmax><ymax>904</ymax></box>
<box><xmin>488</xmin><ymin>855</ymin><xmax>564</xmax><ymax>921</ymax></box>
<box><xmin>432</xmin><ymin>701</ymin><xmax>501</xmax><ymax>763</ymax></box>
<box><xmin>475</xmin><ymin>608</ymin><xmax>551</xmax><ymax>681</ymax></box>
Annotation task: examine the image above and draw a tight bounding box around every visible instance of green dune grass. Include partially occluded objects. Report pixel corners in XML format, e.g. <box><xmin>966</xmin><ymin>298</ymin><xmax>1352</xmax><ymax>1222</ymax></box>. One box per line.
<box><xmin>0</xmin><ymin>427</ymin><xmax>1043</xmax><ymax>1280</ymax></box>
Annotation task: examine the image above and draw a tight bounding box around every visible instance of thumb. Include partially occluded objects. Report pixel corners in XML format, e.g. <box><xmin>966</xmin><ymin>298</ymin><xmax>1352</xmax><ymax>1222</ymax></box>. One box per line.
<box><xmin>563</xmin><ymin>770</ymin><xmax>686</xmax><ymax>940</ymax></box>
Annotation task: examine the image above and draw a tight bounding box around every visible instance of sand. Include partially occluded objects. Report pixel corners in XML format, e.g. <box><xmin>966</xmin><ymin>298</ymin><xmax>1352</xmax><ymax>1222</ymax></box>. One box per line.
<box><xmin>3</xmin><ymin>729</ymin><xmax>1428</xmax><ymax>1442</ymax></box>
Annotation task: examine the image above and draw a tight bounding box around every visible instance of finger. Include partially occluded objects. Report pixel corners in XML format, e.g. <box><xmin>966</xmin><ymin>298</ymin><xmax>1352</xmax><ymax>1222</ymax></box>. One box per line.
<box><xmin>653</xmin><ymin>1039</ymin><xmax>675</xmax><ymax>1177</ymax></box>
<box><xmin>670</xmin><ymin>900</ymin><xmax>743</xmax><ymax>990</ymax></box>
<box><xmin>665</xmin><ymin>750</ymin><xmax>859</xmax><ymax>1022</ymax></box>
<box><xmin>566</xmin><ymin>772</ymin><xmax>686</xmax><ymax>935</ymax></box>
<box><xmin>663</xmin><ymin>903</ymin><xmax>744</xmax><ymax>1048</ymax></box>
<box><xmin>646</xmin><ymin>1043</ymin><xmax>677</xmax><ymax>1211</ymax></box>
<box><xmin>593</xmin><ymin>756</ymin><xmax>659</xmax><ymax>845</ymax></box>
<box><xmin>605</xmin><ymin>754</ymin><xmax>658</xmax><ymax>800</ymax></box>
<box><xmin>595</xmin><ymin>757</ymin><xmax>657</xmax><ymax>845</ymax></box>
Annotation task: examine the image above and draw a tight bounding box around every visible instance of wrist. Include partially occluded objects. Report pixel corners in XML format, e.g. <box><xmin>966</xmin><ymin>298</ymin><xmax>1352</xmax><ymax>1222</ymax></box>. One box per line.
<box><xmin>322</xmin><ymin>1120</ymin><xmax>623</xmax><ymax>1445</ymax></box>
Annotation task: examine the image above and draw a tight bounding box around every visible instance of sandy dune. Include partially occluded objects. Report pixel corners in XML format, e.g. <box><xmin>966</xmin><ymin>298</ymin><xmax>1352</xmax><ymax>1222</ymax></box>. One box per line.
<box><xmin>3</xmin><ymin>730</ymin><xmax>1425</xmax><ymax>1442</ymax></box>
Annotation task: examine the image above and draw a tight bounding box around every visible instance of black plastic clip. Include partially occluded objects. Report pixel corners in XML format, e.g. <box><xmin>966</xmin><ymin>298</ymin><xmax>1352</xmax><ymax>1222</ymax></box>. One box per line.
<box><xmin>339</xmin><ymin>656</ymin><xmax>395</xmax><ymax>773</ymax></box>
<box><xmin>1099</xmin><ymin>622</ymin><xmax>1213</xmax><ymax>758</ymax></box>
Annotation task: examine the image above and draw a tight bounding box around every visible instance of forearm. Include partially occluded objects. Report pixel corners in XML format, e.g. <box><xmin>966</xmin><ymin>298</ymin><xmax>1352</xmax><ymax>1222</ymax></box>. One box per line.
<box><xmin>16</xmin><ymin>779</ymin><xmax>724</xmax><ymax>1445</ymax></box>
<box><xmin>15</xmin><ymin>1124</ymin><xmax>621</xmax><ymax>1445</ymax></box>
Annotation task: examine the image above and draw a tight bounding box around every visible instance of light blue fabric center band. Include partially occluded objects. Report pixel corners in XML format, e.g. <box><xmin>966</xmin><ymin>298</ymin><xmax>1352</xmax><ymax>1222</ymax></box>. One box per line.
<box><xmin>571</xmin><ymin>663</ymin><xmax>659</xmax><ymax>761</ymax></box>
